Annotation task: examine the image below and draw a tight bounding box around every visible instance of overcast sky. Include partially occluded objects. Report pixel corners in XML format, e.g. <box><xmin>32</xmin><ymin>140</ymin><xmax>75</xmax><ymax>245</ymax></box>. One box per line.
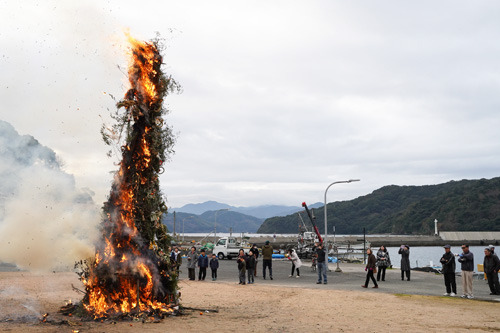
<box><xmin>2</xmin><ymin>1</ymin><xmax>500</xmax><ymax>209</ymax></box>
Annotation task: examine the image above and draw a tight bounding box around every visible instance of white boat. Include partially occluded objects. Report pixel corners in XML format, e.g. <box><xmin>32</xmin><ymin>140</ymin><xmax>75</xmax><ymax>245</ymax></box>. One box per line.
<box><xmin>328</xmin><ymin>241</ymin><xmax>371</xmax><ymax>263</ymax></box>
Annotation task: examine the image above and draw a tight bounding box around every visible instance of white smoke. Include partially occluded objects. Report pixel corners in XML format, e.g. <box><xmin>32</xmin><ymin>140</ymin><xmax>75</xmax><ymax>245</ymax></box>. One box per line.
<box><xmin>0</xmin><ymin>120</ymin><xmax>100</xmax><ymax>271</ymax></box>
<box><xmin>0</xmin><ymin>286</ymin><xmax>41</xmax><ymax>321</ymax></box>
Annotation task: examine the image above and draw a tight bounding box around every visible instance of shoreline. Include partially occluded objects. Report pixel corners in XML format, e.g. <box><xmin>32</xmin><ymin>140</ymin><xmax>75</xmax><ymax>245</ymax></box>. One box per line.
<box><xmin>172</xmin><ymin>234</ymin><xmax>497</xmax><ymax>248</ymax></box>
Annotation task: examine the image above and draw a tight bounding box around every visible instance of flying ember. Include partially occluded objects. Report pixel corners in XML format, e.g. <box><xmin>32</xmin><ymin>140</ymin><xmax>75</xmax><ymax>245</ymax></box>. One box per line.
<box><xmin>76</xmin><ymin>35</ymin><xmax>180</xmax><ymax>320</ymax></box>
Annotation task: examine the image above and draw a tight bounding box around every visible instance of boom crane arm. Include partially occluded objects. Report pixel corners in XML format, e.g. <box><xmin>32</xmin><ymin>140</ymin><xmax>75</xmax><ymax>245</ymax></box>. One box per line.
<box><xmin>301</xmin><ymin>202</ymin><xmax>323</xmax><ymax>244</ymax></box>
<box><xmin>297</xmin><ymin>212</ymin><xmax>308</xmax><ymax>231</ymax></box>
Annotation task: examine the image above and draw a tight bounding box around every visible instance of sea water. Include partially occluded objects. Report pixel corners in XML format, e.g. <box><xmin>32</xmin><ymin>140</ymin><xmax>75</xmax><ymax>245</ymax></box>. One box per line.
<box><xmin>385</xmin><ymin>245</ymin><xmax>489</xmax><ymax>272</ymax></box>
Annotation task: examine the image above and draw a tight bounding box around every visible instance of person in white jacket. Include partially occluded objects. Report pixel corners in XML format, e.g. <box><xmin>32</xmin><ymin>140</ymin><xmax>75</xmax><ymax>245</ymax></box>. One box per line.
<box><xmin>287</xmin><ymin>249</ymin><xmax>302</xmax><ymax>278</ymax></box>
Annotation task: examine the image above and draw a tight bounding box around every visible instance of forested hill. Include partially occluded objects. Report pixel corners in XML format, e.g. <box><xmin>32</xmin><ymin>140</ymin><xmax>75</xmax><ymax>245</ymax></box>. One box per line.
<box><xmin>257</xmin><ymin>177</ymin><xmax>500</xmax><ymax>235</ymax></box>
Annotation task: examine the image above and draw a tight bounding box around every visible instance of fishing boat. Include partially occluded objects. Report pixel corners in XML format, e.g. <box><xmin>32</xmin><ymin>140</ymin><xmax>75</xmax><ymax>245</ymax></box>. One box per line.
<box><xmin>328</xmin><ymin>240</ymin><xmax>371</xmax><ymax>263</ymax></box>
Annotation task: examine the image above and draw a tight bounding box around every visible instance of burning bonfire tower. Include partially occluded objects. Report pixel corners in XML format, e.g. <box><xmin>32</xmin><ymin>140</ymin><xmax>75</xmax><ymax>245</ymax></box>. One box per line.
<box><xmin>77</xmin><ymin>36</ymin><xmax>180</xmax><ymax>319</ymax></box>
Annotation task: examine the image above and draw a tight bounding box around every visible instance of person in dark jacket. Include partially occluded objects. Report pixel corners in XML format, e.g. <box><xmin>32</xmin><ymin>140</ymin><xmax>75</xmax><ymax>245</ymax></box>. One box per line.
<box><xmin>197</xmin><ymin>249</ymin><xmax>209</xmax><ymax>281</ymax></box>
<box><xmin>209</xmin><ymin>253</ymin><xmax>219</xmax><ymax>281</ymax></box>
<box><xmin>246</xmin><ymin>249</ymin><xmax>256</xmax><ymax>284</ymax></box>
<box><xmin>252</xmin><ymin>244</ymin><xmax>259</xmax><ymax>277</ymax></box>
<box><xmin>440</xmin><ymin>244</ymin><xmax>456</xmax><ymax>296</ymax></box>
<box><xmin>316</xmin><ymin>243</ymin><xmax>327</xmax><ymax>284</ymax></box>
<box><xmin>261</xmin><ymin>241</ymin><xmax>273</xmax><ymax>280</ymax></box>
<box><xmin>362</xmin><ymin>248</ymin><xmax>378</xmax><ymax>288</ymax></box>
<box><xmin>398</xmin><ymin>245</ymin><xmax>411</xmax><ymax>281</ymax></box>
<box><xmin>237</xmin><ymin>249</ymin><xmax>246</xmax><ymax>285</ymax></box>
<box><xmin>483</xmin><ymin>247</ymin><xmax>500</xmax><ymax>295</ymax></box>
<box><xmin>458</xmin><ymin>244</ymin><xmax>474</xmax><ymax>299</ymax></box>
<box><xmin>376</xmin><ymin>245</ymin><xmax>391</xmax><ymax>282</ymax></box>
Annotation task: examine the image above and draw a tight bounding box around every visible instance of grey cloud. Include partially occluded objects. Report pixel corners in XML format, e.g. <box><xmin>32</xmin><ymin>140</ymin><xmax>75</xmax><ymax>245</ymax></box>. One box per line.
<box><xmin>2</xmin><ymin>0</ymin><xmax>500</xmax><ymax>209</ymax></box>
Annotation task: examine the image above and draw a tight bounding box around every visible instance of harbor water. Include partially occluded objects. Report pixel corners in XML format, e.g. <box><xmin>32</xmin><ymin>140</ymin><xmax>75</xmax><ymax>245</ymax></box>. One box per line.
<box><xmin>386</xmin><ymin>245</ymin><xmax>488</xmax><ymax>272</ymax></box>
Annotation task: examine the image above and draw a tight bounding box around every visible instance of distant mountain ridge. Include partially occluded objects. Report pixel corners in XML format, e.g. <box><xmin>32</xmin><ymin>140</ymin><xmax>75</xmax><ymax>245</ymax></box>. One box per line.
<box><xmin>257</xmin><ymin>177</ymin><xmax>500</xmax><ymax>234</ymax></box>
<box><xmin>172</xmin><ymin>201</ymin><xmax>231</xmax><ymax>216</ymax></box>
<box><xmin>162</xmin><ymin>209</ymin><xmax>263</xmax><ymax>234</ymax></box>
<box><xmin>172</xmin><ymin>200</ymin><xmax>323</xmax><ymax>219</ymax></box>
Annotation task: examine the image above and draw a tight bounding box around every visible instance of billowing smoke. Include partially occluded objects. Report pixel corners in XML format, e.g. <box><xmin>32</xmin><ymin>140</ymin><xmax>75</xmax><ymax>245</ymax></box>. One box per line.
<box><xmin>0</xmin><ymin>120</ymin><xmax>99</xmax><ymax>271</ymax></box>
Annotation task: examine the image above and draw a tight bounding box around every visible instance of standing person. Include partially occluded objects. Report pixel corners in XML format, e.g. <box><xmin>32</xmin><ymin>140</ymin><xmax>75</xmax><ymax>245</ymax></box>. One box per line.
<box><xmin>287</xmin><ymin>249</ymin><xmax>302</xmax><ymax>278</ymax></box>
<box><xmin>398</xmin><ymin>245</ymin><xmax>411</xmax><ymax>281</ymax></box>
<box><xmin>376</xmin><ymin>245</ymin><xmax>391</xmax><ymax>282</ymax></box>
<box><xmin>261</xmin><ymin>240</ymin><xmax>273</xmax><ymax>280</ymax></box>
<box><xmin>483</xmin><ymin>247</ymin><xmax>500</xmax><ymax>295</ymax></box>
<box><xmin>186</xmin><ymin>246</ymin><xmax>198</xmax><ymax>281</ymax></box>
<box><xmin>252</xmin><ymin>244</ymin><xmax>259</xmax><ymax>277</ymax></box>
<box><xmin>170</xmin><ymin>246</ymin><xmax>182</xmax><ymax>275</ymax></box>
<box><xmin>197</xmin><ymin>248</ymin><xmax>209</xmax><ymax>281</ymax></box>
<box><xmin>440</xmin><ymin>245</ymin><xmax>457</xmax><ymax>296</ymax></box>
<box><xmin>209</xmin><ymin>253</ymin><xmax>219</xmax><ymax>281</ymax></box>
<box><xmin>246</xmin><ymin>250</ymin><xmax>256</xmax><ymax>284</ymax></box>
<box><xmin>237</xmin><ymin>249</ymin><xmax>246</xmax><ymax>285</ymax></box>
<box><xmin>458</xmin><ymin>244</ymin><xmax>474</xmax><ymax>299</ymax></box>
<box><xmin>362</xmin><ymin>248</ymin><xmax>378</xmax><ymax>289</ymax></box>
<box><xmin>316</xmin><ymin>243</ymin><xmax>327</xmax><ymax>284</ymax></box>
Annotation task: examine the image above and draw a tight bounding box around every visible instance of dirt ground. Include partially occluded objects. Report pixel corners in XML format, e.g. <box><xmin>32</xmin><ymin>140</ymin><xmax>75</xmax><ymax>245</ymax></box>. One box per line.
<box><xmin>1</xmin><ymin>271</ymin><xmax>500</xmax><ymax>332</ymax></box>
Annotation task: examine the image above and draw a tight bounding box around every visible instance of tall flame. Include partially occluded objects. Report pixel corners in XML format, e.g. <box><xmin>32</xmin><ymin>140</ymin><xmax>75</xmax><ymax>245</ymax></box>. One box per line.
<box><xmin>79</xmin><ymin>35</ymin><xmax>177</xmax><ymax>319</ymax></box>
<box><xmin>126</xmin><ymin>34</ymin><xmax>159</xmax><ymax>105</ymax></box>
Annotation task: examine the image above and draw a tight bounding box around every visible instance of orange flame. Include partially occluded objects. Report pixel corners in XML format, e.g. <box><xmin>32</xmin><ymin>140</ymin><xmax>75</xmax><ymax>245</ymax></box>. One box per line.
<box><xmin>126</xmin><ymin>33</ymin><xmax>160</xmax><ymax>105</ymax></box>
<box><xmin>81</xmin><ymin>34</ymin><xmax>173</xmax><ymax>319</ymax></box>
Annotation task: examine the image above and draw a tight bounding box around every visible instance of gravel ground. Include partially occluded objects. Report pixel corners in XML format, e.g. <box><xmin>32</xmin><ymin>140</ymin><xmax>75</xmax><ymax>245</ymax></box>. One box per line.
<box><xmin>1</xmin><ymin>260</ymin><xmax>500</xmax><ymax>332</ymax></box>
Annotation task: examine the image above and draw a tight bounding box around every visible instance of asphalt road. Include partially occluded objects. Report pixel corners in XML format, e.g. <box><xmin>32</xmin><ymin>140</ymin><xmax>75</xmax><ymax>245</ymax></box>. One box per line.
<box><xmin>181</xmin><ymin>259</ymin><xmax>500</xmax><ymax>302</ymax></box>
<box><xmin>1</xmin><ymin>259</ymin><xmax>498</xmax><ymax>302</ymax></box>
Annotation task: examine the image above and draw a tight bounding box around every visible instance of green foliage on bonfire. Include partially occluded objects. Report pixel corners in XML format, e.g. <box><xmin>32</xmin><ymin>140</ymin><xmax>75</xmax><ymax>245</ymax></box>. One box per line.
<box><xmin>100</xmin><ymin>36</ymin><xmax>181</xmax><ymax>252</ymax></box>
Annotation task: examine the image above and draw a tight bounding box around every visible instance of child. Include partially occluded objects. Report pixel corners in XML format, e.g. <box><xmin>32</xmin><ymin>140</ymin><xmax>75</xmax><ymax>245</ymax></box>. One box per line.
<box><xmin>237</xmin><ymin>249</ymin><xmax>246</xmax><ymax>285</ymax></box>
<box><xmin>170</xmin><ymin>246</ymin><xmax>182</xmax><ymax>276</ymax></box>
<box><xmin>197</xmin><ymin>249</ymin><xmax>209</xmax><ymax>281</ymax></box>
<box><xmin>209</xmin><ymin>253</ymin><xmax>219</xmax><ymax>281</ymax></box>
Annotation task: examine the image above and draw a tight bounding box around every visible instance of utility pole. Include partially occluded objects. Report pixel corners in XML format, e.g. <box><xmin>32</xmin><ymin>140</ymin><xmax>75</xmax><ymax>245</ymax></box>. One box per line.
<box><xmin>214</xmin><ymin>209</ymin><xmax>229</xmax><ymax>244</ymax></box>
<box><xmin>363</xmin><ymin>227</ymin><xmax>366</xmax><ymax>264</ymax></box>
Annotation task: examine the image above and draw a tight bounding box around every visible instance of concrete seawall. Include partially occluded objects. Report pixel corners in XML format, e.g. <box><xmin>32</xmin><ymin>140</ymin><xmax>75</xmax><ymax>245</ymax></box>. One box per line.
<box><xmin>173</xmin><ymin>231</ymin><xmax>500</xmax><ymax>248</ymax></box>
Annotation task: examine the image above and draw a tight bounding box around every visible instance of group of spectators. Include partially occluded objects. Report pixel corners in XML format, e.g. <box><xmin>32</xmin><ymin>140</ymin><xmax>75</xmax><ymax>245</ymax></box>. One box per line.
<box><xmin>439</xmin><ymin>244</ymin><xmax>500</xmax><ymax>299</ymax></box>
<box><xmin>183</xmin><ymin>246</ymin><xmax>220</xmax><ymax>281</ymax></box>
<box><xmin>170</xmin><ymin>241</ymin><xmax>500</xmax><ymax>299</ymax></box>
<box><xmin>169</xmin><ymin>240</ymin><xmax>330</xmax><ymax>285</ymax></box>
<box><xmin>237</xmin><ymin>241</ymin><xmax>329</xmax><ymax>285</ymax></box>
<box><xmin>361</xmin><ymin>243</ymin><xmax>500</xmax><ymax>299</ymax></box>
<box><xmin>362</xmin><ymin>244</ymin><xmax>404</xmax><ymax>289</ymax></box>
<box><xmin>172</xmin><ymin>242</ymin><xmax>274</xmax><ymax>285</ymax></box>
<box><xmin>235</xmin><ymin>241</ymin><xmax>275</xmax><ymax>284</ymax></box>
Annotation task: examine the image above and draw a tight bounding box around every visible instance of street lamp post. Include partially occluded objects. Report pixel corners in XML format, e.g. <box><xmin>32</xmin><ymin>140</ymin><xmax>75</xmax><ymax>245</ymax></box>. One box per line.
<box><xmin>324</xmin><ymin>179</ymin><xmax>360</xmax><ymax>272</ymax></box>
<box><xmin>214</xmin><ymin>209</ymin><xmax>229</xmax><ymax>244</ymax></box>
<box><xmin>334</xmin><ymin>225</ymin><xmax>342</xmax><ymax>272</ymax></box>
